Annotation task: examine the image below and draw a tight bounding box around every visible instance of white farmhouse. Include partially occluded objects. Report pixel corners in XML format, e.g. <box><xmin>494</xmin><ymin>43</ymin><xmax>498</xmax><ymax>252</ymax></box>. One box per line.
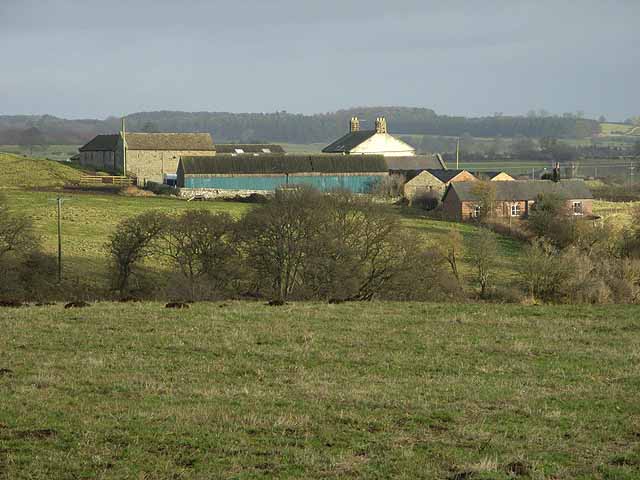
<box><xmin>322</xmin><ymin>117</ymin><xmax>416</xmax><ymax>157</ymax></box>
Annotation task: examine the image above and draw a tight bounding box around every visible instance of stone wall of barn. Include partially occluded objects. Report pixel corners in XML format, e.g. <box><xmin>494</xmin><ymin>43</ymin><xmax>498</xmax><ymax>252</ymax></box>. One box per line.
<box><xmin>127</xmin><ymin>150</ymin><xmax>213</xmax><ymax>184</ymax></box>
<box><xmin>404</xmin><ymin>171</ymin><xmax>477</xmax><ymax>203</ymax></box>
<box><xmin>79</xmin><ymin>150</ymin><xmax>121</xmax><ymax>173</ymax></box>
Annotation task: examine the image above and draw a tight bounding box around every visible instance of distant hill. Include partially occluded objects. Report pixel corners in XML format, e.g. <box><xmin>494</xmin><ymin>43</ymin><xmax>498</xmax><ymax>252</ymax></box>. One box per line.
<box><xmin>0</xmin><ymin>108</ymin><xmax>600</xmax><ymax>146</ymax></box>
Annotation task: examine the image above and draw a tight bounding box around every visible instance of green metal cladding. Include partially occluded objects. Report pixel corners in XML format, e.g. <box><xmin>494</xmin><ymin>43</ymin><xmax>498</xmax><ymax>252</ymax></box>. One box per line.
<box><xmin>184</xmin><ymin>174</ymin><xmax>383</xmax><ymax>193</ymax></box>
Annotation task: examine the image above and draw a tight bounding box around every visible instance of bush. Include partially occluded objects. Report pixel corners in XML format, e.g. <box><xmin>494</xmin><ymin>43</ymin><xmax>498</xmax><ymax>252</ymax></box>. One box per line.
<box><xmin>467</xmin><ymin>227</ymin><xmax>499</xmax><ymax>298</ymax></box>
<box><xmin>161</xmin><ymin>210</ymin><xmax>242</xmax><ymax>300</ymax></box>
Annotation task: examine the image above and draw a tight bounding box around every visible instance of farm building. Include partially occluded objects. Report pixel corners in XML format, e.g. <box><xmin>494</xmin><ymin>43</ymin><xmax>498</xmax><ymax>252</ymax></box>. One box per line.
<box><xmin>322</xmin><ymin>117</ymin><xmax>416</xmax><ymax>157</ymax></box>
<box><xmin>78</xmin><ymin>132</ymin><xmax>215</xmax><ymax>184</ymax></box>
<box><xmin>177</xmin><ymin>155</ymin><xmax>388</xmax><ymax>194</ymax></box>
<box><xmin>215</xmin><ymin>144</ymin><xmax>285</xmax><ymax>155</ymax></box>
<box><xmin>442</xmin><ymin>180</ymin><xmax>593</xmax><ymax>221</ymax></box>
<box><xmin>404</xmin><ymin>169</ymin><xmax>476</xmax><ymax>203</ymax></box>
<box><xmin>475</xmin><ymin>171</ymin><xmax>515</xmax><ymax>182</ymax></box>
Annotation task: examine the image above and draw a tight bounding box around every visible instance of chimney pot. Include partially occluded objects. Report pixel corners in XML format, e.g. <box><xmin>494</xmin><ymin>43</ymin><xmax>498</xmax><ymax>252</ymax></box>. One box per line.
<box><xmin>350</xmin><ymin>116</ymin><xmax>360</xmax><ymax>133</ymax></box>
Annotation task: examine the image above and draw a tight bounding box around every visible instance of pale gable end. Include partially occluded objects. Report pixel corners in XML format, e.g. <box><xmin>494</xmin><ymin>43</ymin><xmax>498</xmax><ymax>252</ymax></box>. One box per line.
<box><xmin>350</xmin><ymin>133</ymin><xmax>415</xmax><ymax>157</ymax></box>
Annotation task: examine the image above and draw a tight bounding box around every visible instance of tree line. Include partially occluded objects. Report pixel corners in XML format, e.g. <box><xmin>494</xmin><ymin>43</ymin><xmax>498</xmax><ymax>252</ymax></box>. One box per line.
<box><xmin>0</xmin><ymin>108</ymin><xmax>602</xmax><ymax>146</ymax></box>
<box><xmin>2</xmin><ymin>187</ymin><xmax>640</xmax><ymax>305</ymax></box>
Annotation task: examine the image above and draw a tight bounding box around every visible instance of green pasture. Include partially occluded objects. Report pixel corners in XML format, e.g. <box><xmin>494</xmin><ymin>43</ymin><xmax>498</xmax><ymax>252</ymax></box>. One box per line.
<box><xmin>1</xmin><ymin>301</ymin><xmax>639</xmax><ymax>479</ymax></box>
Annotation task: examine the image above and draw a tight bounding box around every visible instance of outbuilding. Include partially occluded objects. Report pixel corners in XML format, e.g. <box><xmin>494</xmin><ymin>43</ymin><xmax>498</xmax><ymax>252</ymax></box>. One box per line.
<box><xmin>442</xmin><ymin>180</ymin><xmax>594</xmax><ymax>221</ymax></box>
<box><xmin>177</xmin><ymin>154</ymin><xmax>388</xmax><ymax>195</ymax></box>
<box><xmin>78</xmin><ymin>132</ymin><xmax>215</xmax><ymax>184</ymax></box>
<box><xmin>404</xmin><ymin>169</ymin><xmax>476</xmax><ymax>203</ymax></box>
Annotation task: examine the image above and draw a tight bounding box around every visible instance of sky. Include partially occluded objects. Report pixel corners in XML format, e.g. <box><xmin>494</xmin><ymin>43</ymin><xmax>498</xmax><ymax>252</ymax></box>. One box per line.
<box><xmin>0</xmin><ymin>0</ymin><xmax>638</xmax><ymax>121</ymax></box>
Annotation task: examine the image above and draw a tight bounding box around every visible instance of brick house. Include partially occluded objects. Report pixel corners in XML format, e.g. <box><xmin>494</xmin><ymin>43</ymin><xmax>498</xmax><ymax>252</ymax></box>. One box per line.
<box><xmin>78</xmin><ymin>132</ymin><xmax>215</xmax><ymax>184</ymax></box>
<box><xmin>442</xmin><ymin>180</ymin><xmax>594</xmax><ymax>221</ymax></box>
<box><xmin>403</xmin><ymin>169</ymin><xmax>476</xmax><ymax>203</ymax></box>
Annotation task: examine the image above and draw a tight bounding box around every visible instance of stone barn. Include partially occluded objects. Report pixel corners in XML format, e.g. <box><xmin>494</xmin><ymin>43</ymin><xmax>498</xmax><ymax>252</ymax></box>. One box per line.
<box><xmin>176</xmin><ymin>154</ymin><xmax>388</xmax><ymax>196</ymax></box>
<box><xmin>403</xmin><ymin>169</ymin><xmax>476</xmax><ymax>204</ymax></box>
<box><xmin>442</xmin><ymin>180</ymin><xmax>594</xmax><ymax>221</ymax></box>
<box><xmin>78</xmin><ymin>132</ymin><xmax>215</xmax><ymax>184</ymax></box>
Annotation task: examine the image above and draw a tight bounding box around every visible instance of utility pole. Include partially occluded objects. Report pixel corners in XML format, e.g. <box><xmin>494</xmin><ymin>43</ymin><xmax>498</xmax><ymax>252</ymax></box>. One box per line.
<box><xmin>56</xmin><ymin>196</ymin><xmax>63</xmax><ymax>283</ymax></box>
<box><xmin>121</xmin><ymin>117</ymin><xmax>127</xmax><ymax>176</ymax></box>
<box><xmin>456</xmin><ymin>137</ymin><xmax>460</xmax><ymax>170</ymax></box>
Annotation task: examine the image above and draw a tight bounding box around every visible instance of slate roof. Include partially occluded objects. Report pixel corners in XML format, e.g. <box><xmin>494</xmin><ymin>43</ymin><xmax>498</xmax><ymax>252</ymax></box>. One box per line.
<box><xmin>79</xmin><ymin>134</ymin><xmax>120</xmax><ymax>152</ymax></box>
<box><xmin>215</xmin><ymin>144</ymin><xmax>285</xmax><ymax>154</ymax></box>
<box><xmin>79</xmin><ymin>133</ymin><xmax>215</xmax><ymax>152</ymax></box>
<box><xmin>180</xmin><ymin>154</ymin><xmax>388</xmax><ymax>175</ymax></box>
<box><xmin>386</xmin><ymin>155</ymin><xmax>447</xmax><ymax>171</ymax></box>
<box><xmin>322</xmin><ymin>131</ymin><xmax>377</xmax><ymax>153</ymax></box>
<box><xmin>425</xmin><ymin>169</ymin><xmax>469</xmax><ymax>183</ymax></box>
<box><xmin>125</xmin><ymin>133</ymin><xmax>214</xmax><ymax>151</ymax></box>
<box><xmin>447</xmin><ymin>180</ymin><xmax>593</xmax><ymax>202</ymax></box>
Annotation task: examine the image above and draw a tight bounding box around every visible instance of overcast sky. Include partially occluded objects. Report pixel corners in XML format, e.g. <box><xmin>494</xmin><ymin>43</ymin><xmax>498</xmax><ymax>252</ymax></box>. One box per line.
<box><xmin>0</xmin><ymin>0</ymin><xmax>637</xmax><ymax>120</ymax></box>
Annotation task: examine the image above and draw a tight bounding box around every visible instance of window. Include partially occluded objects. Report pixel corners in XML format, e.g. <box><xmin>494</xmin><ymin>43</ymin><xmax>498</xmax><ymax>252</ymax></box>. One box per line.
<box><xmin>472</xmin><ymin>205</ymin><xmax>481</xmax><ymax>218</ymax></box>
<box><xmin>573</xmin><ymin>201</ymin><xmax>583</xmax><ymax>215</ymax></box>
<box><xmin>511</xmin><ymin>203</ymin><xmax>520</xmax><ymax>217</ymax></box>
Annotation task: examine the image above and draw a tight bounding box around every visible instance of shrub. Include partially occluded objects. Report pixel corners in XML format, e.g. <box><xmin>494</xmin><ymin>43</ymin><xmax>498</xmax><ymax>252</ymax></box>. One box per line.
<box><xmin>161</xmin><ymin>210</ymin><xmax>242</xmax><ymax>300</ymax></box>
<box><xmin>467</xmin><ymin>227</ymin><xmax>499</xmax><ymax>298</ymax></box>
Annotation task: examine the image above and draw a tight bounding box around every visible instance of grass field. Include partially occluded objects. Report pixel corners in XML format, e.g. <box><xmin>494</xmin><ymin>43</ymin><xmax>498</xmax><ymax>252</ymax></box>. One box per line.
<box><xmin>0</xmin><ymin>145</ymin><xmax>80</xmax><ymax>162</ymax></box>
<box><xmin>1</xmin><ymin>302</ymin><xmax>639</xmax><ymax>479</ymax></box>
<box><xmin>599</xmin><ymin>123</ymin><xmax>640</xmax><ymax>137</ymax></box>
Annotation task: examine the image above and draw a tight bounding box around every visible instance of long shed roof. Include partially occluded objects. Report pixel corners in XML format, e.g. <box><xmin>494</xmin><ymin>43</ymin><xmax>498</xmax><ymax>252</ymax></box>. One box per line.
<box><xmin>447</xmin><ymin>180</ymin><xmax>593</xmax><ymax>202</ymax></box>
<box><xmin>180</xmin><ymin>154</ymin><xmax>388</xmax><ymax>175</ymax></box>
<box><xmin>386</xmin><ymin>155</ymin><xmax>447</xmax><ymax>171</ymax></box>
<box><xmin>215</xmin><ymin>144</ymin><xmax>285</xmax><ymax>154</ymax></box>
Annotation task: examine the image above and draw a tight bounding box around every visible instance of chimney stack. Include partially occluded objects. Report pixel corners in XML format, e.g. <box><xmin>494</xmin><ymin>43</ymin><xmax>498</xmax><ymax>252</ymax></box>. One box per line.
<box><xmin>350</xmin><ymin>117</ymin><xmax>360</xmax><ymax>133</ymax></box>
<box><xmin>375</xmin><ymin>117</ymin><xmax>388</xmax><ymax>134</ymax></box>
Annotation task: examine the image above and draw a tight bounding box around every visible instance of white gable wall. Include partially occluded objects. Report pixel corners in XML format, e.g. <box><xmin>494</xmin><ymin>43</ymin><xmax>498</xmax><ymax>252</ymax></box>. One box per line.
<box><xmin>350</xmin><ymin>133</ymin><xmax>415</xmax><ymax>157</ymax></box>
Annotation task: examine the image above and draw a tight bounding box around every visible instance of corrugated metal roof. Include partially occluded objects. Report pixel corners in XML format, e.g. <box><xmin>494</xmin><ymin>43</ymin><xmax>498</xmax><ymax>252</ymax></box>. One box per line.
<box><xmin>180</xmin><ymin>154</ymin><xmax>388</xmax><ymax>175</ymax></box>
<box><xmin>386</xmin><ymin>155</ymin><xmax>447</xmax><ymax>171</ymax></box>
<box><xmin>215</xmin><ymin>144</ymin><xmax>285</xmax><ymax>154</ymax></box>
<box><xmin>448</xmin><ymin>180</ymin><xmax>593</xmax><ymax>202</ymax></box>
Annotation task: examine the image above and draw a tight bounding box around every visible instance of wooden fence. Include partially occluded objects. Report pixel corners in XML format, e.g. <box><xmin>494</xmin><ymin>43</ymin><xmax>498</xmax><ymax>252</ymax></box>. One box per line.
<box><xmin>78</xmin><ymin>175</ymin><xmax>135</xmax><ymax>187</ymax></box>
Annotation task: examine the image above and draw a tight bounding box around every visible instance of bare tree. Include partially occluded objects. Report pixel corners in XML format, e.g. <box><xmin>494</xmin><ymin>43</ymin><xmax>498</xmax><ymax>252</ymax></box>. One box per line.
<box><xmin>437</xmin><ymin>228</ymin><xmax>464</xmax><ymax>283</ymax></box>
<box><xmin>162</xmin><ymin>210</ymin><xmax>240</xmax><ymax>300</ymax></box>
<box><xmin>239</xmin><ymin>186</ymin><xmax>325</xmax><ymax>301</ymax></box>
<box><xmin>467</xmin><ymin>227</ymin><xmax>499</xmax><ymax>297</ymax></box>
<box><xmin>0</xmin><ymin>195</ymin><xmax>39</xmax><ymax>262</ymax></box>
<box><xmin>108</xmin><ymin>211</ymin><xmax>168</xmax><ymax>295</ymax></box>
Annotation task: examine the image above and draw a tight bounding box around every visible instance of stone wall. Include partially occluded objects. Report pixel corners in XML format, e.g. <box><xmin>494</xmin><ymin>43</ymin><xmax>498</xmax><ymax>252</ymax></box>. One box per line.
<box><xmin>177</xmin><ymin>188</ymin><xmax>273</xmax><ymax>200</ymax></box>
<box><xmin>127</xmin><ymin>150</ymin><xmax>213</xmax><ymax>184</ymax></box>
